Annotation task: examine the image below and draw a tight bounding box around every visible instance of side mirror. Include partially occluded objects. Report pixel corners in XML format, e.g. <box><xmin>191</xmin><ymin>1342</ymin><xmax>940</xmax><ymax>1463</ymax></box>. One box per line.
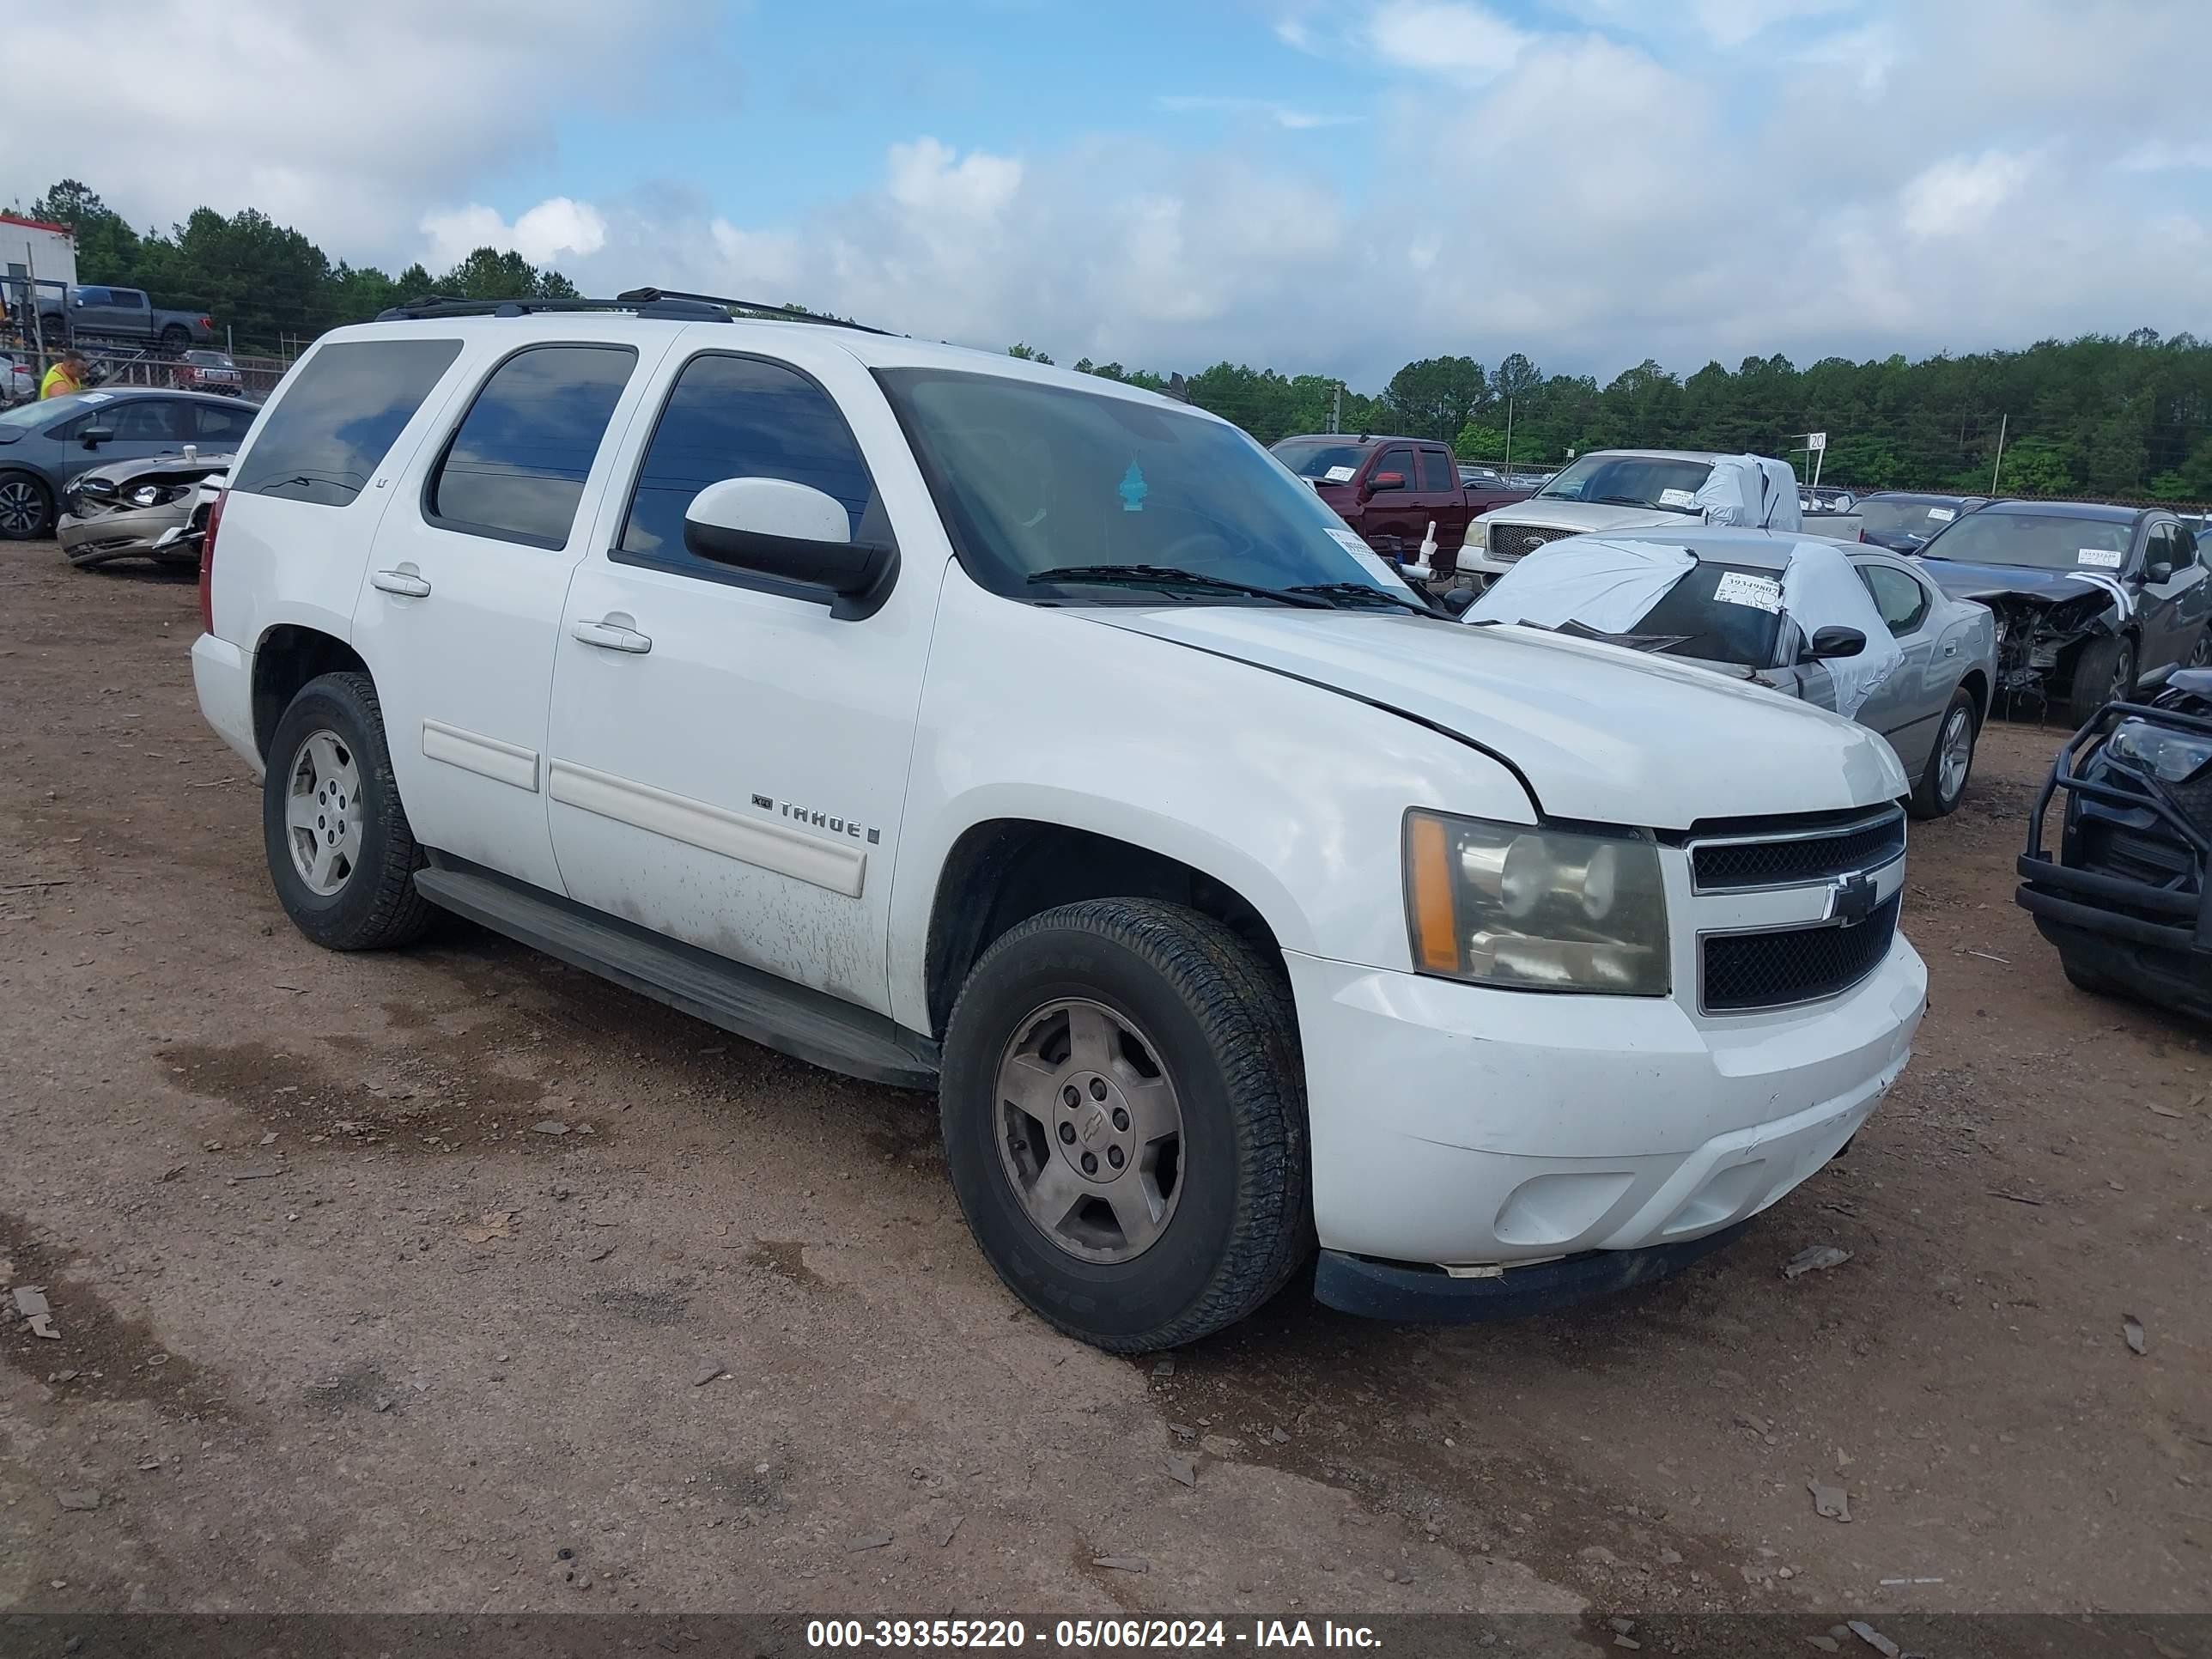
<box><xmin>1439</xmin><ymin>586</ymin><xmax>1479</xmax><ymax>617</ymax></box>
<box><xmin>1370</xmin><ymin>471</ymin><xmax>1407</xmax><ymax>492</ymax></box>
<box><xmin>682</xmin><ymin>477</ymin><xmax>896</xmax><ymax>618</ymax></box>
<box><xmin>2144</xmin><ymin>560</ymin><xmax>2175</xmax><ymax>585</ymax></box>
<box><xmin>1807</xmin><ymin>625</ymin><xmax>1866</xmax><ymax>660</ymax></box>
<box><xmin>81</xmin><ymin>427</ymin><xmax>112</xmax><ymax>449</ymax></box>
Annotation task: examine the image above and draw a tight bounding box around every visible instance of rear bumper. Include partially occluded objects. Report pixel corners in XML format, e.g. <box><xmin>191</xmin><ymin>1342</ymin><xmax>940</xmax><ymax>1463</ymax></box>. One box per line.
<box><xmin>1314</xmin><ymin>1218</ymin><xmax>1753</xmax><ymax>1323</ymax></box>
<box><xmin>191</xmin><ymin>632</ymin><xmax>262</xmax><ymax>778</ymax></box>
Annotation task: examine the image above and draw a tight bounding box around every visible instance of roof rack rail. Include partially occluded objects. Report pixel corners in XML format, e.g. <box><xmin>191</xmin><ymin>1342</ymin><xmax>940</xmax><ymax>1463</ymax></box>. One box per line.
<box><xmin>372</xmin><ymin>289</ymin><xmax>892</xmax><ymax>334</ymax></box>
<box><xmin>613</xmin><ymin>289</ymin><xmax>893</xmax><ymax>336</ymax></box>
<box><xmin>374</xmin><ymin>292</ymin><xmax>731</xmax><ymax>323</ymax></box>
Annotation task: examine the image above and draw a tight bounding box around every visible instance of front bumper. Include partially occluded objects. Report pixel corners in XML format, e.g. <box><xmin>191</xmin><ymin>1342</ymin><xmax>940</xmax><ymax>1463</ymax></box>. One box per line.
<box><xmin>1285</xmin><ymin>939</ymin><xmax>1925</xmax><ymax>1269</ymax></box>
<box><xmin>58</xmin><ymin>503</ymin><xmax>191</xmax><ymax>561</ymax></box>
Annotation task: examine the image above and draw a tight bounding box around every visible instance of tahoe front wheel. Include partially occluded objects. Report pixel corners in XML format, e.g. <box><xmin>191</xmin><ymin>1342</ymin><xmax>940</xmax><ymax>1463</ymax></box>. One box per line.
<box><xmin>939</xmin><ymin>898</ymin><xmax>1311</xmax><ymax>1352</ymax></box>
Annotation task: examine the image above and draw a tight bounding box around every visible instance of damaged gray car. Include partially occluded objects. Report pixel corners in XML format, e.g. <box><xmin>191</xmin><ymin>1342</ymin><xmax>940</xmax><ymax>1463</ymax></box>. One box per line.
<box><xmin>1916</xmin><ymin>501</ymin><xmax>2212</xmax><ymax>726</ymax></box>
<box><xmin>58</xmin><ymin>449</ymin><xmax>234</xmax><ymax>569</ymax></box>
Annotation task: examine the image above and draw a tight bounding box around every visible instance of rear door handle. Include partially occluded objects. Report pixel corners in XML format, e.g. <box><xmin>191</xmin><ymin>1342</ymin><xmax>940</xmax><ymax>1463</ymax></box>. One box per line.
<box><xmin>371</xmin><ymin>569</ymin><xmax>431</xmax><ymax>599</ymax></box>
<box><xmin>572</xmin><ymin>619</ymin><xmax>652</xmax><ymax>654</ymax></box>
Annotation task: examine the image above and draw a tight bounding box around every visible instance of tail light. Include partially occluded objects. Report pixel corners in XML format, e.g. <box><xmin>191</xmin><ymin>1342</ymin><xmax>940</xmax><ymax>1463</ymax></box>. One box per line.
<box><xmin>198</xmin><ymin>488</ymin><xmax>227</xmax><ymax>635</ymax></box>
<box><xmin>198</xmin><ymin>316</ymin><xmax>213</xmax><ymax>331</ymax></box>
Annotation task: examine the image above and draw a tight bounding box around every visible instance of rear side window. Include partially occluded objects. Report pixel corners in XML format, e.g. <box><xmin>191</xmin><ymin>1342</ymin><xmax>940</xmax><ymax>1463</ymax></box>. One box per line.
<box><xmin>233</xmin><ymin>338</ymin><xmax>462</xmax><ymax>507</ymax></box>
<box><xmin>192</xmin><ymin>402</ymin><xmax>257</xmax><ymax>445</ymax></box>
<box><xmin>1419</xmin><ymin>449</ymin><xmax>1453</xmax><ymax>491</ymax></box>
<box><xmin>425</xmin><ymin>345</ymin><xmax>636</xmax><ymax>549</ymax></box>
<box><xmin>618</xmin><ymin>354</ymin><xmax>875</xmax><ymax>568</ymax></box>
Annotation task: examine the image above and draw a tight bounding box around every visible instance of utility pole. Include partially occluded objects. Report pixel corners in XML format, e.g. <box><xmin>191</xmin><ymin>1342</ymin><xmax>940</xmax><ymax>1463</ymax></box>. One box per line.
<box><xmin>1504</xmin><ymin>396</ymin><xmax>1514</xmax><ymax>471</ymax></box>
<box><xmin>1990</xmin><ymin>413</ymin><xmax>2008</xmax><ymax>494</ymax></box>
<box><xmin>1330</xmin><ymin>381</ymin><xmax>1342</xmax><ymax>435</ymax></box>
<box><xmin>24</xmin><ymin>243</ymin><xmax>45</xmax><ymax>375</ymax></box>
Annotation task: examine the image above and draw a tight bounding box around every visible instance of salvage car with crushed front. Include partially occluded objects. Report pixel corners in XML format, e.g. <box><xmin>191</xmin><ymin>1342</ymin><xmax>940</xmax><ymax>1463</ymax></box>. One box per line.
<box><xmin>58</xmin><ymin>447</ymin><xmax>234</xmax><ymax>567</ymax></box>
<box><xmin>1917</xmin><ymin>499</ymin><xmax>2212</xmax><ymax>726</ymax></box>
<box><xmin>2018</xmin><ymin>669</ymin><xmax>2212</xmax><ymax>1021</ymax></box>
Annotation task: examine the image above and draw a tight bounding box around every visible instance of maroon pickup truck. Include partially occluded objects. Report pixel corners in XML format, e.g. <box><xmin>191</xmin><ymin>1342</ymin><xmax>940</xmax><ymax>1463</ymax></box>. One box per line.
<box><xmin>1270</xmin><ymin>434</ymin><xmax>1531</xmax><ymax>580</ymax></box>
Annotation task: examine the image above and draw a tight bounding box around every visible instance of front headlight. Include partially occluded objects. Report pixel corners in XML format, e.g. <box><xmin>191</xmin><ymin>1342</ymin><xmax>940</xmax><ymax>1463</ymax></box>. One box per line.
<box><xmin>2106</xmin><ymin>719</ymin><xmax>2212</xmax><ymax>783</ymax></box>
<box><xmin>128</xmin><ymin>483</ymin><xmax>178</xmax><ymax>508</ymax></box>
<box><xmin>1404</xmin><ymin>810</ymin><xmax>1670</xmax><ymax>995</ymax></box>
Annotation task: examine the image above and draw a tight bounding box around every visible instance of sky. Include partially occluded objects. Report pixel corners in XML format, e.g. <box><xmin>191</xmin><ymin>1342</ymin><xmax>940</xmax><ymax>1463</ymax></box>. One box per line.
<box><xmin>8</xmin><ymin>0</ymin><xmax>2212</xmax><ymax>387</ymax></box>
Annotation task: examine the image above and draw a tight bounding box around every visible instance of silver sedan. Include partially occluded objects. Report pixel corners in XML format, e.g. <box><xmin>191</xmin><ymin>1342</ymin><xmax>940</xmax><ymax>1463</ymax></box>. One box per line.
<box><xmin>1468</xmin><ymin>525</ymin><xmax>1998</xmax><ymax>818</ymax></box>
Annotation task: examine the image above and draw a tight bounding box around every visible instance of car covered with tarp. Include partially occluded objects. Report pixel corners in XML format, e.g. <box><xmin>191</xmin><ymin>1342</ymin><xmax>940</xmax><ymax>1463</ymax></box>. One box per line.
<box><xmin>1465</xmin><ymin>526</ymin><xmax>1996</xmax><ymax>817</ymax></box>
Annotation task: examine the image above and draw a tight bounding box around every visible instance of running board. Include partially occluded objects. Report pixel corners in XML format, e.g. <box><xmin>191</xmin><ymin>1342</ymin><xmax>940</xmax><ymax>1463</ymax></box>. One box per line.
<box><xmin>413</xmin><ymin>863</ymin><xmax>939</xmax><ymax>1091</ymax></box>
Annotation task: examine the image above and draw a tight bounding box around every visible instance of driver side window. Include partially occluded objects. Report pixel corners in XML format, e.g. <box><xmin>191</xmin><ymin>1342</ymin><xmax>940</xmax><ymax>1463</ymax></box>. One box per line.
<box><xmin>1371</xmin><ymin>447</ymin><xmax>1414</xmax><ymax>489</ymax></box>
<box><xmin>1856</xmin><ymin>563</ymin><xmax>1930</xmax><ymax>636</ymax></box>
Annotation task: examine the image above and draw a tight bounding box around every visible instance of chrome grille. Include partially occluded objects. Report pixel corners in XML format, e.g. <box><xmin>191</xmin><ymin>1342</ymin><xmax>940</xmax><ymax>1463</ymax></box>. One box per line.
<box><xmin>1703</xmin><ymin>895</ymin><xmax>1902</xmax><ymax>1014</ymax></box>
<box><xmin>1691</xmin><ymin>810</ymin><xmax>1906</xmax><ymax>893</ymax></box>
<box><xmin>1486</xmin><ymin>522</ymin><xmax>1580</xmax><ymax>563</ymax></box>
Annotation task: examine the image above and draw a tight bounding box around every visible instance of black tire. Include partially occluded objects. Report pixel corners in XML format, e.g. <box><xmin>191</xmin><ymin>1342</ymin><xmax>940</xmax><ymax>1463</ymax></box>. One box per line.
<box><xmin>262</xmin><ymin>671</ymin><xmax>435</xmax><ymax>951</ymax></box>
<box><xmin>160</xmin><ymin>325</ymin><xmax>191</xmax><ymax>353</ymax></box>
<box><xmin>1908</xmin><ymin>686</ymin><xmax>1979</xmax><ymax>819</ymax></box>
<box><xmin>2067</xmin><ymin>634</ymin><xmax>2136</xmax><ymax>727</ymax></box>
<box><xmin>0</xmin><ymin>471</ymin><xmax>52</xmax><ymax>541</ymax></box>
<box><xmin>939</xmin><ymin>898</ymin><xmax>1310</xmax><ymax>1352</ymax></box>
<box><xmin>2063</xmin><ymin>958</ymin><xmax>2121</xmax><ymax>1000</ymax></box>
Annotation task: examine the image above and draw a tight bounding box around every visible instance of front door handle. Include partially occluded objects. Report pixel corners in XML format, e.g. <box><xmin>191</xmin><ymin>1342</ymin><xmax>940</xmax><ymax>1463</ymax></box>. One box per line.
<box><xmin>371</xmin><ymin>569</ymin><xmax>431</xmax><ymax>599</ymax></box>
<box><xmin>572</xmin><ymin>619</ymin><xmax>652</xmax><ymax>654</ymax></box>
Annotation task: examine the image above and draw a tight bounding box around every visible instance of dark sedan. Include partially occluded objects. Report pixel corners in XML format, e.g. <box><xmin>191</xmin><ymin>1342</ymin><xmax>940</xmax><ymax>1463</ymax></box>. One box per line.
<box><xmin>1917</xmin><ymin>500</ymin><xmax>2212</xmax><ymax>725</ymax></box>
<box><xmin>1856</xmin><ymin>491</ymin><xmax>1990</xmax><ymax>554</ymax></box>
<box><xmin>0</xmin><ymin>387</ymin><xmax>258</xmax><ymax>539</ymax></box>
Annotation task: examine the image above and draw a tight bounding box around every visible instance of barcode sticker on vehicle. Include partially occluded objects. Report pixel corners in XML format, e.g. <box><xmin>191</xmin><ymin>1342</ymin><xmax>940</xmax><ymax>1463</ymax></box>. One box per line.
<box><xmin>1323</xmin><ymin>465</ymin><xmax>1357</xmax><ymax>483</ymax></box>
<box><xmin>1713</xmin><ymin>571</ymin><xmax>1784</xmax><ymax>612</ymax></box>
<box><xmin>2077</xmin><ymin>547</ymin><xmax>2123</xmax><ymax>568</ymax></box>
<box><xmin>1926</xmin><ymin>507</ymin><xmax>1955</xmax><ymax>522</ymax></box>
<box><xmin>1659</xmin><ymin>488</ymin><xmax>1698</xmax><ymax>508</ymax></box>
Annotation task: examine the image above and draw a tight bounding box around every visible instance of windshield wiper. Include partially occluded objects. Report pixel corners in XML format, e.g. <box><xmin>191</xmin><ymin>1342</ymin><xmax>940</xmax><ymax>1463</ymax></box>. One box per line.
<box><xmin>1285</xmin><ymin>581</ymin><xmax>1437</xmax><ymax>617</ymax></box>
<box><xmin>1028</xmin><ymin>565</ymin><xmax>1334</xmax><ymax>609</ymax></box>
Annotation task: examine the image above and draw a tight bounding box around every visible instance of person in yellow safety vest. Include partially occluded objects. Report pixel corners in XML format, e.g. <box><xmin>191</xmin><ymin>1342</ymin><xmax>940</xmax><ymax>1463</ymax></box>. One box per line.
<box><xmin>40</xmin><ymin>350</ymin><xmax>87</xmax><ymax>399</ymax></box>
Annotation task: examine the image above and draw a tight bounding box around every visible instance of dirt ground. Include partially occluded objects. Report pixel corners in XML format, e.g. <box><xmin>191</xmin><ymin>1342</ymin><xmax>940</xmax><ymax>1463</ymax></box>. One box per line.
<box><xmin>1</xmin><ymin>536</ymin><xmax>2207</xmax><ymax>1623</ymax></box>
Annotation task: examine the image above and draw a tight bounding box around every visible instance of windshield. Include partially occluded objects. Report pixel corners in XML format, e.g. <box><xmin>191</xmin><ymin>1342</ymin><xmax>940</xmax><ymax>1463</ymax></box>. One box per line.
<box><xmin>1269</xmin><ymin>438</ymin><xmax>1370</xmax><ymax>482</ymax></box>
<box><xmin>883</xmin><ymin>370</ymin><xmax>1415</xmax><ymax>606</ymax></box>
<box><xmin>1920</xmin><ymin>511</ymin><xmax>2132</xmax><ymax>573</ymax></box>
<box><xmin>1859</xmin><ymin>497</ymin><xmax>1963</xmax><ymax>544</ymax></box>
<box><xmin>0</xmin><ymin>400</ymin><xmax>61</xmax><ymax>430</ymax></box>
<box><xmin>1616</xmin><ymin>561</ymin><xmax>1785</xmax><ymax>665</ymax></box>
<box><xmin>184</xmin><ymin>350</ymin><xmax>234</xmax><ymax>367</ymax></box>
<box><xmin>1535</xmin><ymin>453</ymin><xmax>1711</xmax><ymax>514</ymax></box>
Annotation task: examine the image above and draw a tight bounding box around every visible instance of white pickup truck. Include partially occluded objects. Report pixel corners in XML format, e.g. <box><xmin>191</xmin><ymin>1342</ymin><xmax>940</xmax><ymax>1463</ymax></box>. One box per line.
<box><xmin>191</xmin><ymin>293</ymin><xmax>1927</xmax><ymax>1349</ymax></box>
<box><xmin>1462</xmin><ymin>449</ymin><xmax>1863</xmax><ymax>587</ymax></box>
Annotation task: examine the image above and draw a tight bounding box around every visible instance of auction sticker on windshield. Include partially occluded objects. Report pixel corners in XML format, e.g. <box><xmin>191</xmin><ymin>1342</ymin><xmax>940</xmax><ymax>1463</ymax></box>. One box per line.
<box><xmin>1659</xmin><ymin>488</ymin><xmax>1698</xmax><ymax>509</ymax></box>
<box><xmin>1326</xmin><ymin>526</ymin><xmax>1414</xmax><ymax>590</ymax></box>
<box><xmin>1928</xmin><ymin>507</ymin><xmax>1956</xmax><ymax>522</ymax></box>
<box><xmin>1323</xmin><ymin>465</ymin><xmax>1357</xmax><ymax>483</ymax></box>
<box><xmin>2077</xmin><ymin>548</ymin><xmax>2124</xmax><ymax>569</ymax></box>
<box><xmin>1714</xmin><ymin>571</ymin><xmax>1783</xmax><ymax>611</ymax></box>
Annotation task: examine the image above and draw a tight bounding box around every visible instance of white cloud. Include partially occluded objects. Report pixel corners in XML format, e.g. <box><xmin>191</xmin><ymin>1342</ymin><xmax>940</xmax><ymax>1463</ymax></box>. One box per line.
<box><xmin>1688</xmin><ymin>0</ymin><xmax>1856</xmax><ymax>47</ymax></box>
<box><xmin>1368</xmin><ymin>0</ymin><xmax>1530</xmax><ymax>83</ymax></box>
<box><xmin>2120</xmin><ymin>139</ymin><xmax>2212</xmax><ymax>173</ymax></box>
<box><xmin>1273</xmin><ymin>15</ymin><xmax>1318</xmax><ymax>52</ymax></box>
<box><xmin>421</xmin><ymin>197</ymin><xmax>607</xmax><ymax>269</ymax></box>
<box><xmin>1156</xmin><ymin>94</ymin><xmax>1363</xmax><ymax>130</ymax></box>
<box><xmin>1899</xmin><ymin>149</ymin><xmax>2034</xmax><ymax>238</ymax></box>
<box><xmin>884</xmin><ymin>137</ymin><xmax>1023</xmax><ymax>219</ymax></box>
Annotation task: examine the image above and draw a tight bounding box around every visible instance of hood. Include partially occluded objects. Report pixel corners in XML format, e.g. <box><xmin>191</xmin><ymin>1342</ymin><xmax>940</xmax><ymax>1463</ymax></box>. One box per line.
<box><xmin>1921</xmin><ymin>558</ymin><xmax>2124</xmax><ymax>610</ymax></box>
<box><xmin>76</xmin><ymin>451</ymin><xmax>235</xmax><ymax>490</ymax></box>
<box><xmin>1476</xmin><ymin>499</ymin><xmax>1691</xmax><ymax>534</ymax></box>
<box><xmin>1081</xmin><ymin>607</ymin><xmax>1907</xmax><ymax>829</ymax></box>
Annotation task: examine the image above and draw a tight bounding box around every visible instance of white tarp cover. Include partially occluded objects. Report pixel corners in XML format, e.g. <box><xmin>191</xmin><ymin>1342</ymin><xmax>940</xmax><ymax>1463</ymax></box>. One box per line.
<box><xmin>1778</xmin><ymin>539</ymin><xmax>1900</xmax><ymax>719</ymax></box>
<box><xmin>1692</xmin><ymin>455</ymin><xmax>1802</xmax><ymax>532</ymax></box>
<box><xmin>1467</xmin><ymin>538</ymin><xmax>1696</xmax><ymax>634</ymax></box>
<box><xmin>1466</xmin><ymin>534</ymin><xmax>1904</xmax><ymax>720</ymax></box>
<box><xmin>1758</xmin><ymin>458</ymin><xmax>1802</xmax><ymax>532</ymax></box>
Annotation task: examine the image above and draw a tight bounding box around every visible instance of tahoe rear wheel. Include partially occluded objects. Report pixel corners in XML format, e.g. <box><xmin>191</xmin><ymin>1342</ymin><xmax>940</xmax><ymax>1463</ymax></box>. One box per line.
<box><xmin>939</xmin><ymin>898</ymin><xmax>1310</xmax><ymax>1352</ymax></box>
<box><xmin>262</xmin><ymin>671</ymin><xmax>435</xmax><ymax>951</ymax></box>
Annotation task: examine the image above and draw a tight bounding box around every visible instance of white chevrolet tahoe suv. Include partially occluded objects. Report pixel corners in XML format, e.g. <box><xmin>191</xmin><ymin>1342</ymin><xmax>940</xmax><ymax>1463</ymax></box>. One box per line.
<box><xmin>191</xmin><ymin>291</ymin><xmax>1928</xmax><ymax>1350</ymax></box>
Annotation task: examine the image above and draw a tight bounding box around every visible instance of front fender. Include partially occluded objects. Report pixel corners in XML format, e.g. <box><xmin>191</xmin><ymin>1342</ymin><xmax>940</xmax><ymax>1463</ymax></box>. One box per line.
<box><xmin>885</xmin><ymin>575</ymin><xmax>1533</xmax><ymax>1031</ymax></box>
